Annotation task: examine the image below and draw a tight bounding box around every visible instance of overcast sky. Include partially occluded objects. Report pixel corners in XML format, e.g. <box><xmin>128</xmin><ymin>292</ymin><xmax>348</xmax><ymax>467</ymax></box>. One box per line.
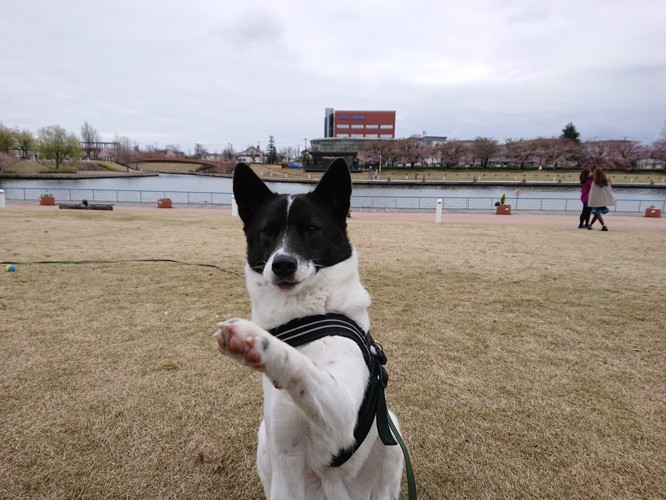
<box><xmin>2</xmin><ymin>0</ymin><xmax>665</xmax><ymax>153</ymax></box>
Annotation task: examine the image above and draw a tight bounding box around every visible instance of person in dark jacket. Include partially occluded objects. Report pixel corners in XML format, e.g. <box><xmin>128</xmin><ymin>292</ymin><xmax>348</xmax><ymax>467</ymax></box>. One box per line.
<box><xmin>579</xmin><ymin>166</ymin><xmax>593</xmax><ymax>228</ymax></box>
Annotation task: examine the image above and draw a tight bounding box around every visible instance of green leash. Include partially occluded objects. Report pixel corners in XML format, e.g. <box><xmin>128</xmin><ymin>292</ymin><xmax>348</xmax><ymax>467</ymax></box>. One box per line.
<box><xmin>0</xmin><ymin>258</ymin><xmax>243</xmax><ymax>277</ymax></box>
<box><xmin>389</xmin><ymin>413</ymin><xmax>417</xmax><ymax>500</ymax></box>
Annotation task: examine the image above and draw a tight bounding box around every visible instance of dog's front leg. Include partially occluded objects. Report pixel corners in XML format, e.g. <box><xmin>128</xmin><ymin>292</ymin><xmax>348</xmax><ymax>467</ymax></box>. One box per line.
<box><xmin>214</xmin><ymin>318</ymin><xmax>357</xmax><ymax>436</ymax></box>
<box><xmin>215</xmin><ymin>318</ymin><xmax>361</xmax><ymax>499</ymax></box>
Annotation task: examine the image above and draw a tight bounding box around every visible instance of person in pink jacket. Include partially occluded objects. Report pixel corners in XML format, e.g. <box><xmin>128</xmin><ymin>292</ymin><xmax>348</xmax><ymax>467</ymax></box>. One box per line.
<box><xmin>588</xmin><ymin>166</ymin><xmax>616</xmax><ymax>231</ymax></box>
<box><xmin>579</xmin><ymin>166</ymin><xmax>593</xmax><ymax>228</ymax></box>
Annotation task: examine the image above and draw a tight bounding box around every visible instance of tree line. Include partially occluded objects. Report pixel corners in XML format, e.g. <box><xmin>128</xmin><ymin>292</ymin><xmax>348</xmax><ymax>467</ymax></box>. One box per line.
<box><xmin>0</xmin><ymin>122</ymin><xmax>135</xmax><ymax>168</ymax></box>
<box><xmin>360</xmin><ymin>124</ymin><xmax>666</xmax><ymax>170</ymax></box>
<box><xmin>0</xmin><ymin>121</ymin><xmax>286</xmax><ymax>168</ymax></box>
<box><xmin>2</xmin><ymin>121</ymin><xmax>665</xmax><ymax>170</ymax></box>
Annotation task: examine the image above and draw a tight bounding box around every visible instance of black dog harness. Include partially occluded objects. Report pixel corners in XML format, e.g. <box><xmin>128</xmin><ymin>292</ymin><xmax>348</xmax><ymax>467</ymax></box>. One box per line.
<box><xmin>270</xmin><ymin>313</ymin><xmax>398</xmax><ymax>467</ymax></box>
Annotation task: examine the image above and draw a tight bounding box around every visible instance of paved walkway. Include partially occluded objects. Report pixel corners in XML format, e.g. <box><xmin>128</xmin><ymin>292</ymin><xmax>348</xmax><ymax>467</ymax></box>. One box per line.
<box><xmin>349</xmin><ymin>210</ymin><xmax>665</xmax><ymax>230</ymax></box>
<box><xmin>4</xmin><ymin>200</ymin><xmax>664</xmax><ymax>231</ymax></box>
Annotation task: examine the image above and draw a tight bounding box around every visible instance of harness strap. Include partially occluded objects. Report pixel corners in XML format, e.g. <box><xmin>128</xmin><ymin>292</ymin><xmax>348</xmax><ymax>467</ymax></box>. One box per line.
<box><xmin>270</xmin><ymin>313</ymin><xmax>397</xmax><ymax>467</ymax></box>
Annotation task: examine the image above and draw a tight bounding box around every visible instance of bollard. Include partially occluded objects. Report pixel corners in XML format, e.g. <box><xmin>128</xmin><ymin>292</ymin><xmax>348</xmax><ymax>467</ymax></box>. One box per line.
<box><xmin>435</xmin><ymin>199</ymin><xmax>443</xmax><ymax>223</ymax></box>
<box><xmin>0</xmin><ymin>189</ymin><xmax>5</xmax><ymax>209</ymax></box>
<box><xmin>231</xmin><ymin>195</ymin><xmax>238</xmax><ymax>217</ymax></box>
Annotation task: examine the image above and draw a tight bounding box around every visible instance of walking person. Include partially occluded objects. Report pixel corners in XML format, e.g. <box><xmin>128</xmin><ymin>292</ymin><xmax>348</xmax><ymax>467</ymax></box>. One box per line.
<box><xmin>588</xmin><ymin>166</ymin><xmax>615</xmax><ymax>231</ymax></box>
<box><xmin>579</xmin><ymin>166</ymin><xmax>593</xmax><ymax>228</ymax></box>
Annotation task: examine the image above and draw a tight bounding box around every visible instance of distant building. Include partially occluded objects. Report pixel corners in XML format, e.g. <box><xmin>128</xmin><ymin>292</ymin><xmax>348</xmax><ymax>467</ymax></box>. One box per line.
<box><xmin>324</xmin><ymin>108</ymin><xmax>396</xmax><ymax>139</ymax></box>
<box><xmin>310</xmin><ymin>137</ymin><xmax>392</xmax><ymax>154</ymax></box>
<box><xmin>324</xmin><ymin>108</ymin><xmax>335</xmax><ymax>138</ymax></box>
<box><xmin>418</xmin><ymin>135</ymin><xmax>448</xmax><ymax>147</ymax></box>
<box><xmin>237</xmin><ymin>146</ymin><xmax>265</xmax><ymax>164</ymax></box>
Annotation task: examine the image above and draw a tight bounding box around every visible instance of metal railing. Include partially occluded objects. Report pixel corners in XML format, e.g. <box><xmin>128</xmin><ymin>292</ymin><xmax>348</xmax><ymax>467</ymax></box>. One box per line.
<box><xmin>350</xmin><ymin>194</ymin><xmax>666</xmax><ymax>213</ymax></box>
<box><xmin>4</xmin><ymin>187</ymin><xmax>233</xmax><ymax>206</ymax></box>
<box><xmin>3</xmin><ymin>186</ymin><xmax>665</xmax><ymax>213</ymax></box>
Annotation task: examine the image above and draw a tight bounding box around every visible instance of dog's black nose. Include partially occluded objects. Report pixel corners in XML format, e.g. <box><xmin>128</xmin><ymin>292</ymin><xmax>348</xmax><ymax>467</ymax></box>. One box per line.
<box><xmin>272</xmin><ymin>254</ymin><xmax>298</xmax><ymax>280</ymax></box>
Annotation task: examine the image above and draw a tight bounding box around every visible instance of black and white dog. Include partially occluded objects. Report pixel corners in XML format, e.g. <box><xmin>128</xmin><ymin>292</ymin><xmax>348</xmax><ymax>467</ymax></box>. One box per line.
<box><xmin>214</xmin><ymin>159</ymin><xmax>403</xmax><ymax>499</ymax></box>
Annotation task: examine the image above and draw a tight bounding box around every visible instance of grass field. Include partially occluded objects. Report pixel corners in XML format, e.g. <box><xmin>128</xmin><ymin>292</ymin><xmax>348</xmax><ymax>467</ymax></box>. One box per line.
<box><xmin>1</xmin><ymin>208</ymin><xmax>664</xmax><ymax>498</ymax></box>
<box><xmin>246</xmin><ymin>163</ymin><xmax>665</xmax><ymax>186</ymax></box>
<box><xmin>1</xmin><ymin>159</ymin><xmax>128</xmax><ymax>174</ymax></box>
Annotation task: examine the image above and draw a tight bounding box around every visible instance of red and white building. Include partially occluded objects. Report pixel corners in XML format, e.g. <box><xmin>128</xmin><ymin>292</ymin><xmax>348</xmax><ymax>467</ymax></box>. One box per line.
<box><xmin>325</xmin><ymin>108</ymin><xmax>396</xmax><ymax>139</ymax></box>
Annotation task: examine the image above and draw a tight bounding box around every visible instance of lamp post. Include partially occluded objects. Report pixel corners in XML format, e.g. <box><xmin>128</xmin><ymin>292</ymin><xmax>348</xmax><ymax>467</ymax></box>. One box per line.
<box><xmin>379</xmin><ymin>155</ymin><xmax>382</xmax><ymax>174</ymax></box>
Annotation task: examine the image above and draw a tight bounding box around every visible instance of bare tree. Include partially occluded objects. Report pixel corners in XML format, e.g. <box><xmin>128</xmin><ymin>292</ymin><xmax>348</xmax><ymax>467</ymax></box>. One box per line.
<box><xmin>434</xmin><ymin>140</ymin><xmax>468</xmax><ymax>167</ymax></box>
<box><xmin>651</xmin><ymin>138</ymin><xmax>666</xmax><ymax>163</ymax></box>
<box><xmin>552</xmin><ymin>138</ymin><xmax>580</xmax><ymax>168</ymax></box>
<box><xmin>193</xmin><ymin>143</ymin><xmax>208</xmax><ymax>159</ymax></box>
<box><xmin>581</xmin><ymin>140</ymin><xmax>611</xmax><ymax>165</ymax></box>
<box><xmin>608</xmin><ymin>140</ymin><xmax>644</xmax><ymax>169</ymax></box>
<box><xmin>395</xmin><ymin>138</ymin><xmax>426</xmax><ymax>167</ymax></box>
<box><xmin>279</xmin><ymin>146</ymin><xmax>298</xmax><ymax>162</ymax></box>
<box><xmin>222</xmin><ymin>146</ymin><xmax>236</xmax><ymax>161</ymax></box>
<box><xmin>80</xmin><ymin>121</ymin><xmax>101</xmax><ymax>159</ymax></box>
<box><xmin>504</xmin><ymin>139</ymin><xmax>540</xmax><ymax>169</ymax></box>
<box><xmin>643</xmin><ymin>122</ymin><xmax>666</xmax><ymax>167</ymax></box>
<box><xmin>530</xmin><ymin>137</ymin><xmax>552</xmax><ymax>167</ymax></box>
<box><xmin>471</xmin><ymin>137</ymin><xmax>499</xmax><ymax>168</ymax></box>
<box><xmin>361</xmin><ymin>140</ymin><xmax>395</xmax><ymax>167</ymax></box>
<box><xmin>114</xmin><ymin>134</ymin><xmax>139</xmax><ymax>167</ymax></box>
<box><xmin>164</xmin><ymin>144</ymin><xmax>182</xmax><ymax>157</ymax></box>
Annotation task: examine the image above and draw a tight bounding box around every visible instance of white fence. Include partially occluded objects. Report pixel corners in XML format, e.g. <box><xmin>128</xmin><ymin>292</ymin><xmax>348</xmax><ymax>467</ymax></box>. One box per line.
<box><xmin>4</xmin><ymin>187</ymin><xmax>665</xmax><ymax>213</ymax></box>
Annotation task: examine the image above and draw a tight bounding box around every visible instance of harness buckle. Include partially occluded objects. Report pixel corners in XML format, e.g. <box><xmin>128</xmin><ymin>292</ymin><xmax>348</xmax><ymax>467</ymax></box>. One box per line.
<box><xmin>373</xmin><ymin>340</ymin><xmax>388</xmax><ymax>365</ymax></box>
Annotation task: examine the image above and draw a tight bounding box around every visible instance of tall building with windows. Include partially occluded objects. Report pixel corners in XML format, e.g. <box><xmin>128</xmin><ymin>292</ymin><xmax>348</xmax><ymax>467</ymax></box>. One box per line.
<box><xmin>324</xmin><ymin>109</ymin><xmax>396</xmax><ymax>139</ymax></box>
<box><xmin>324</xmin><ymin>108</ymin><xmax>335</xmax><ymax>138</ymax></box>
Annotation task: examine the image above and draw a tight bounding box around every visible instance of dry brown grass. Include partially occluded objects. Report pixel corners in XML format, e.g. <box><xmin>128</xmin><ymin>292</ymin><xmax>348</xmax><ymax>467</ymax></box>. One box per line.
<box><xmin>2</xmin><ymin>159</ymin><xmax>51</xmax><ymax>173</ymax></box>
<box><xmin>1</xmin><ymin>209</ymin><xmax>664</xmax><ymax>499</ymax></box>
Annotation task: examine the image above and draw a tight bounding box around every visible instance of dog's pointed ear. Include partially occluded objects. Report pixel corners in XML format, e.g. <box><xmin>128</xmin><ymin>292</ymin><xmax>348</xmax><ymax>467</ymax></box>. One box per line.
<box><xmin>233</xmin><ymin>162</ymin><xmax>274</xmax><ymax>223</ymax></box>
<box><xmin>311</xmin><ymin>158</ymin><xmax>351</xmax><ymax>220</ymax></box>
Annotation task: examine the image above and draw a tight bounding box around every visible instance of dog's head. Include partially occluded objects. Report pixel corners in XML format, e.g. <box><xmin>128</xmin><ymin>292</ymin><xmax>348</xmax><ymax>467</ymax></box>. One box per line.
<box><xmin>233</xmin><ymin>158</ymin><xmax>353</xmax><ymax>293</ymax></box>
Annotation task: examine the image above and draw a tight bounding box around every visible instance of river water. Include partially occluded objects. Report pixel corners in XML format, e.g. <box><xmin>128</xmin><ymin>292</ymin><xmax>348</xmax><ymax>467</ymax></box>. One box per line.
<box><xmin>2</xmin><ymin>173</ymin><xmax>665</xmax><ymax>212</ymax></box>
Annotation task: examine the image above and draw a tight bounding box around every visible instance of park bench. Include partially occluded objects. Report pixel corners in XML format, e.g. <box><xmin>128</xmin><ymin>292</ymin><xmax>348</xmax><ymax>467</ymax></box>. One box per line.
<box><xmin>58</xmin><ymin>202</ymin><xmax>114</xmax><ymax>211</ymax></box>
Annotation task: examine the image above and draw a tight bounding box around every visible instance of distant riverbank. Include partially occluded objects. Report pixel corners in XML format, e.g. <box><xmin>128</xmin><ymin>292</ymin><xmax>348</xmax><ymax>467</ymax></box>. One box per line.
<box><xmin>1</xmin><ymin>169</ymin><xmax>663</xmax><ymax>189</ymax></box>
<box><xmin>0</xmin><ymin>171</ymin><xmax>158</xmax><ymax>180</ymax></box>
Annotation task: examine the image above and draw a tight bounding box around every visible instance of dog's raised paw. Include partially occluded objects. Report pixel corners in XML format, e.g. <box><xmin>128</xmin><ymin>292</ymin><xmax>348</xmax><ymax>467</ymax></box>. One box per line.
<box><xmin>214</xmin><ymin>319</ymin><xmax>266</xmax><ymax>369</ymax></box>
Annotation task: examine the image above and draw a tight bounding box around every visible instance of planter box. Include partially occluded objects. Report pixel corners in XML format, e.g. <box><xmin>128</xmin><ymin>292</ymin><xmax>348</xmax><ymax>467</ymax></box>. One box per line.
<box><xmin>645</xmin><ymin>208</ymin><xmax>661</xmax><ymax>218</ymax></box>
<box><xmin>496</xmin><ymin>205</ymin><xmax>511</xmax><ymax>215</ymax></box>
<box><xmin>157</xmin><ymin>199</ymin><xmax>172</xmax><ymax>209</ymax></box>
<box><xmin>40</xmin><ymin>197</ymin><xmax>56</xmax><ymax>206</ymax></box>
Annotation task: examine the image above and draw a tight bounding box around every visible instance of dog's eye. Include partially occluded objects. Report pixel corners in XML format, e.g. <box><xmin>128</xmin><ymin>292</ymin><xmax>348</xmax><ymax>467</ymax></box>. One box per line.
<box><xmin>306</xmin><ymin>225</ymin><xmax>320</xmax><ymax>235</ymax></box>
<box><xmin>261</xmin><ymin>227</ymin><xmax>275</xmax><ymax>237</ymax></box>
